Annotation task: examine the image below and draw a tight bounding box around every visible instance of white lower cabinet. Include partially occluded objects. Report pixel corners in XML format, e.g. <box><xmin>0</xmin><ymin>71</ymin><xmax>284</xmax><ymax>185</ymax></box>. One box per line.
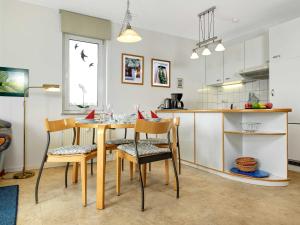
<box><xmin>174</xmin><ymin>113</ymin><xmax>194</xmax><ymax>163</ymax></box>
<box><xmin>195</xmin><ymin>113</ymin><xmax>223</xmax><ymax>170</ymax></box>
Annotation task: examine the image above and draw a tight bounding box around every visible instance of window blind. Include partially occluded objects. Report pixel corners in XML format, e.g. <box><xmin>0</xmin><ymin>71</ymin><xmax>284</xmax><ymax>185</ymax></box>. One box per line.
<box><xmin>60</xmin><ymin>10</ymin><xmax>111</xmax><ymax>40</ymax></box>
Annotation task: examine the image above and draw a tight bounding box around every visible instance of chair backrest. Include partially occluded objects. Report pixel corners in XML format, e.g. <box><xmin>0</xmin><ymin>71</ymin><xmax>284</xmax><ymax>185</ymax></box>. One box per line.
<box><xmin>45</xmin><ymin>118</ymin><xmax>76</xmax><ymax>132</ymax></box>
<box><xmin>135</xmin><ymin>119</ymin><xmax>172</xmax><ymax>135</ymax></box>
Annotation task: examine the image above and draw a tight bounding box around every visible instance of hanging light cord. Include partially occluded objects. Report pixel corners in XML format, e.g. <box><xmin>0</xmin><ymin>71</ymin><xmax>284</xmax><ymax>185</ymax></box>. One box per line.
<box><xmin>119</xmin><ymin>0</ymin><xmax>131</xmax><ymax>34</ymax></box>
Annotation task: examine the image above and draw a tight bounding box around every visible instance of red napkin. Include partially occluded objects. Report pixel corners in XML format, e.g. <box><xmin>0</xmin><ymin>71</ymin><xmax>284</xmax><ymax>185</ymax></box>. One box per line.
<box><xmin>150</xmin><ymin>111</ymin><xmax>159</xmax><ymax>118</ymax></box>
<box><xmin>137</xmin><ymin>110</ymin><xmax>145</xmax><ymax>119</ymax></box>
<box><xmin>85</xmin><ymin>110</ymin><xmax>95</xmax><ymax>119</ymax></box>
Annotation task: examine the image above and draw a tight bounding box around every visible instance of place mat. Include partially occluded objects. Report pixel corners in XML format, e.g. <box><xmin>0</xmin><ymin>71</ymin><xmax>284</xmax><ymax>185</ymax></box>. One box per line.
<box><xmin>230</xmin><ymin>167</ymin><xmax>270</xmax><ymax>178</ymax></box>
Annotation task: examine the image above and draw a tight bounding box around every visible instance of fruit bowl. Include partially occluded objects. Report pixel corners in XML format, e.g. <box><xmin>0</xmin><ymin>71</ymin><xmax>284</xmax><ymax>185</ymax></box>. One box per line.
<box><xmin>244</xmin><ymin>102</ymin><xmax>273</xmax><ymax>109</ymax></box>
<box><xmin>241</xmin><ymin>122</ymin><xmax>262</xmax><ymax>132</ymax></box>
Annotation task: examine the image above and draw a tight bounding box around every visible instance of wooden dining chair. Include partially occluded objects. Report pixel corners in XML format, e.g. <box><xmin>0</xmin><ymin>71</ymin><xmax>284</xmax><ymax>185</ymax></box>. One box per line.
<box><xmin>116</xmin><ymin>119</ymin><xmax>179</xmax><ymax>211</ymax></box>
<box><xmin>35</xmin><ymin>118</ymin><xmax>97</xmax><ymax>207</ymax></box>
<box><xmin>89</xmin><ymin>128</ymin><xmax>133</xmax><ymax>174</ymax></box>
<box><xmin>139</xmin><ymin>117</ymin><xmax>181</xmax><ymax>174</ymax></box>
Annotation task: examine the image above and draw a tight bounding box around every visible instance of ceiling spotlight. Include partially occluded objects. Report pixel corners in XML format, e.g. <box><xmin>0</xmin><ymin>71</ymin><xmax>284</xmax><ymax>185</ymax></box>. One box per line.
<box><xmin>215</xmin><ymin>41</ymin><xmax>225</xmax><ymax>52</ymax></box>
<box><xmin>202</xmin><ymin>46</ymin><xmax>211</xmax><ymax>56</ymax></box>
<box><xmin>190</xmin><ymin>50</ymin><xmax>199</xmax><ymax>59</ymax></box>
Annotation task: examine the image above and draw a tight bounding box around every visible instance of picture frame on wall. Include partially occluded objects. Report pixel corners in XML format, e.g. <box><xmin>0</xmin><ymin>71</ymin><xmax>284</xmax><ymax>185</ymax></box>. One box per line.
<box><xmin>0</xmin><ymin>67</ymin><xmax>29</xmax><ymax>97</ymax></box>
<box><xmin>151</xmin><ymin>59</ymin><xmax>171</xmax><ymax>88</ymax></box>
<box><xmin>121</xmin><ymin>53</ymin><xmax>144</xmax><ymax>85</ymax></box>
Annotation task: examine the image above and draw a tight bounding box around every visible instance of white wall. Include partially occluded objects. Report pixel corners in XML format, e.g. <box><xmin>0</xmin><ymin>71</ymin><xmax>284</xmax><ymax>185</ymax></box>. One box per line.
<box><xmin>0</xmin><ymin>0</ymin><xmax>204</xmax><ymax>171</ymax></box>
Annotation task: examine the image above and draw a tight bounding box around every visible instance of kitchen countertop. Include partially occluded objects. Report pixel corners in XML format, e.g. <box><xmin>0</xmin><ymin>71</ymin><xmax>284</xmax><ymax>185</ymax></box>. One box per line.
<box><xmin>157</xmin><ymin>108</ymin><xmax>292</xmax><ymax>113</ymax></box>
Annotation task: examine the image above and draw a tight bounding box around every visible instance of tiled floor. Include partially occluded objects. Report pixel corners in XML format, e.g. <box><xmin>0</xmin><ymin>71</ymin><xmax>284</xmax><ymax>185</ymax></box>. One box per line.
<box><xmin>1</xmin><ymin>161</ymin><xmax>300</xmax><ymax>225</ymax></box>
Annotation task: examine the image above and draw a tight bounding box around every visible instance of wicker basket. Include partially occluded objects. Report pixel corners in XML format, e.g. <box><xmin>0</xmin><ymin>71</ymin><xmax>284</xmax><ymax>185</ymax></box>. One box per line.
<box><xmin>236</xmin><ymin>163</ymin><xmax>257</xmax><ymax>172</ymax></box>
<box><xmin>235</xmin><ymin>157</ymin><xmax>257</xmax><ymax>172</ymax></box>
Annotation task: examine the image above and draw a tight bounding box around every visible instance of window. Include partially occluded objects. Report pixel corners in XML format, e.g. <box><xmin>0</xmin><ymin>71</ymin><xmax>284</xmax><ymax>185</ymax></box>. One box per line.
<box><xmin>63</xmin><ymin>34</ymin><xmax>106</xmax><ymax>113</ymax></box>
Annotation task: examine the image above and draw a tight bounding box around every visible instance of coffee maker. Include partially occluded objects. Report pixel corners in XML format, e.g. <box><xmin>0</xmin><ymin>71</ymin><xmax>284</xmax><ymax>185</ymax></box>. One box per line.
<box><xmin>171</xmin><ymin>93</ymin><xmax>184</xmax><ymax>109</ymax></box>
<box><xmin>159</xmin><ymin>93</ymin><xmax>185</xmax><ymax>109</ymax></box>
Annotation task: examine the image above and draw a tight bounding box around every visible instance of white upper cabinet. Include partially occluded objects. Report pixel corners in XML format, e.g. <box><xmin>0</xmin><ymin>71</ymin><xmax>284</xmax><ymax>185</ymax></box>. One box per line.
<box><xmin>244</xmin><ymin>34</ymin><xmax>269</xmax><ymax>69</ymax></box>
<box><xmin>223</xmin><ymin>43</ymin><xmax>244</xmax><ymax>82</ymax></box>
<box><xmin>270</xmin><ymin>17</ymin><xmax>300</xmax><ymax>61</ymax></box>
<box><xmin>205</xmin><ymin>51</ymin><xmax>224</xmax><ymax>85</ymax></box>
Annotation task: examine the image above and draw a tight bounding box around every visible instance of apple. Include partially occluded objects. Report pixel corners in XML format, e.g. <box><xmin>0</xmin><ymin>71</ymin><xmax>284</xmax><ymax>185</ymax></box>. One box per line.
<box><xmin>245</xmin><ymin>102</ymin><xmax>252</xmax><ymax>109</ymax></box>
<box><xmin>265</xmin><ymin>102</ymin><xmax>273</xmax><ymax>109</ymax></box>
<box><xmin>252</xmin><ymin>102</ymin><xmax>260</xmax><ymax>109</ymax></box>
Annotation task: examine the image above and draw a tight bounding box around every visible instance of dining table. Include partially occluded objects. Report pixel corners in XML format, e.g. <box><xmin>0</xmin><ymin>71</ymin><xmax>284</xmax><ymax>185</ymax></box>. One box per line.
<box><xmin>75</xmin><ymin>119</ymin><xmax>178</xmax><ymax>210</ymax></box>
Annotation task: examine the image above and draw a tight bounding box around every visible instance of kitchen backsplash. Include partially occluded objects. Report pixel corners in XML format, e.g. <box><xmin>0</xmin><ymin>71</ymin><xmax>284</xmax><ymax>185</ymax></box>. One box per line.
<box><xmin>197</xmin><ymin>80</ymin><xmax>269</xmax><ymax>109</ymax></box>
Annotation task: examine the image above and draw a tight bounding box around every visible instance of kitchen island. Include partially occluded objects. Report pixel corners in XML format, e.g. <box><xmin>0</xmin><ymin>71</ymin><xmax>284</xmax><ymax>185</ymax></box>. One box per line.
<box><xmin>157</xmin><ymin>108</ymin><xmax>292</xmax><ymax>186</ymax></box>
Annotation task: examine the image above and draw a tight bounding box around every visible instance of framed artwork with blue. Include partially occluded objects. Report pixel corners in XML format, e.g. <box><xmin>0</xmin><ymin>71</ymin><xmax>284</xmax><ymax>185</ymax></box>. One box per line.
<box><xmin>0</xmin><ymin>67</ymin><xmax>29</xmax><ymax>97</ymax></box>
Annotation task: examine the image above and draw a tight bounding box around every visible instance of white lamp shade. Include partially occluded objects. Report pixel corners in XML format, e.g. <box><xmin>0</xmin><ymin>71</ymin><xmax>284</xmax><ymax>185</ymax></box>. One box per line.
<box><xmin>190</xmin><ymin>51</ymin><xmax>199</xmax><ymax>59</ymax></box>
<box><xmin>117</xmin><ymin>28</ymin><xmax>142</xmax><ymax>43</ymax></box>
<box><xmin>215</xmin><ymin>42</ymin><xmax>225</xmax><ymax>52</ymax></box>
<box><xmin>202</xmin><ymin>47</ymin><xmax>211</xmax><ymax>56</ymax></box>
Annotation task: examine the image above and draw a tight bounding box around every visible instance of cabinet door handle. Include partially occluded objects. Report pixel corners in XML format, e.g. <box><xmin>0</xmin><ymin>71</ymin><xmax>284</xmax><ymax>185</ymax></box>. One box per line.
<box><xmin>216</xmin><ymin>79</ymin><xmax>221</xmax><ymax>82</ymax></box>
<box><xmin>225</xmin><ymin>77</ymin><xmax>230</xmax><ymax>80</ymax></box>
<box><xmin>272</xmin><ymin>55</ymin><xmax>281</xmax><ymax>59</ymax></box>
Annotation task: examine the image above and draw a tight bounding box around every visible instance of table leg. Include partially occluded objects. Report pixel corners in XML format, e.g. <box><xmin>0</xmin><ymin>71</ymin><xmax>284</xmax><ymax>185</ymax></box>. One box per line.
<box><xmin>96</xmin><ymin>125</ymin><xmax>107</xmax><ymax>210</ymax></box>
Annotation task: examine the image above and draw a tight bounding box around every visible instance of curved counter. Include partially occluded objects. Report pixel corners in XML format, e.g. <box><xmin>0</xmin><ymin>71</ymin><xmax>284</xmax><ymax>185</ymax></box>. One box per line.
<box><xmin>157</xmin><ymin>108</ymin><xmax>292</xmax><ymax>186</ymax></box>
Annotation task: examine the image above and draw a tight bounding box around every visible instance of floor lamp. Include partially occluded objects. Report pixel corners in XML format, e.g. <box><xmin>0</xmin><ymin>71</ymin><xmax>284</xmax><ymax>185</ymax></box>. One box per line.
<box><xmin>14</xmin><ymin>84</ymin><xmax>60</xmax><ymax>179</ymax></box>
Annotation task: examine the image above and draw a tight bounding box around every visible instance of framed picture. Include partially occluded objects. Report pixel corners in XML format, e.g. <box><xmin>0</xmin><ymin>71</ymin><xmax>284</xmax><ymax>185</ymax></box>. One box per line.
<box><xmin>151</xmin><ymin>59</ymin><xmax>171</xmax><ymax>88</ymax></box>
<box><xmin>0</xmin><ymin>67</ymin><xmax>29</xmax><ymax>97</ymax></box>
<box><xmin>122</xmin><ymin>53</ymin><xmax>144</xmax><ymax>85</ymax></box>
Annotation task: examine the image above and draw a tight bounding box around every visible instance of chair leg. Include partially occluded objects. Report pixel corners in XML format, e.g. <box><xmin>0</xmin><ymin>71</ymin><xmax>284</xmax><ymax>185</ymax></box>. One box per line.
<box><xmin>129</xmin><ymin>161</ymin><xmax>133</xmax><ymax>180</ymax></box>
<box><xmin>90</xmin><ymin>159</ymin><xmax>94</xmax><ymax>176</ymax></box>
<box><xmin>81</xmin><ymin>160</ymin><xmax>87</xmax><ymax>207</ymax></box>
<box><xmin>121</xmin><ymin>158</ymin><xmax>124</xmax><ymax>171</ymax></box>
<box><xmin>138</xmin><ymin>164</ymin><xmax>145</xmax><ymax>211</ymax></box>
<box><xmin>116</xmin><ymin>153</ymin><xmax>121</xmax><ymax>196</ymax></box>
<box><xmin>65</xmin><ymin>162</ymin><xmax>70</xmax><ymax>188</ymax></box>
<box><xmin>171</xmin><ymin>156</ymin><xmax>180</xmax><ymax>199</ymax></box>
<box><xmin>35</xmin><ymin>158</ymin><xmax>47</xmax><ymax>204</ymax></box>
<box><xmin>164</xmin><ymin>160</ymin><xmax>169</xmax><ymax>185</ymax></box>
<box><xmin>142</xmin><ymin>164</ymin><xmax>147</xmax><ymax>187</ymax></box>
<box><xmin>72</xmin><ymin>162</ymin><xmax>79</xmax><ymax>184</ymax></box>
<box><xmin>177</xmin><ymin>143</ymin><xmax>181</xmax><ymax>175</ymax></box>
<box><xmin>148</xmin><ymin>163</ymin><xmax>151</xmax><ymax>172</ymax></box>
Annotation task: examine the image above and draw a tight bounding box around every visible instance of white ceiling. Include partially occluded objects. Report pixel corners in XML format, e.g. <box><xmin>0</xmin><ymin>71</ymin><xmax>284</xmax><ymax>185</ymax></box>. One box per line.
<box><xmin>20</xmin><ymin>0</ymin><xmax>300</xmax><ymax>41</ymax></box>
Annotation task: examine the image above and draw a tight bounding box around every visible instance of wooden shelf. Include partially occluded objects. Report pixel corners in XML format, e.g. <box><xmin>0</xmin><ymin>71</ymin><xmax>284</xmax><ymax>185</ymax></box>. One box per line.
<box><xmin>224</xmin><ymin>131</ymin><xmax>286</xmax><ymax>135</ymax></box>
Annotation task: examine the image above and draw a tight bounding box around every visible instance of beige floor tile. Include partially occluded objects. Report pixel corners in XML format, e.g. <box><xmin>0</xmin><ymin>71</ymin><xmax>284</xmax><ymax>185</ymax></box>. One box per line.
<box><xmin>1</xmin><ymin>161</ymin><xmax>300</xmax><ymax>225</ymax></box>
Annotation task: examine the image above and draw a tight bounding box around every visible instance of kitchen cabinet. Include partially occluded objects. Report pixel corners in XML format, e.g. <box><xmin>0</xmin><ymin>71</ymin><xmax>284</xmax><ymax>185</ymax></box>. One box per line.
<box><xmin>158</xmin><ymin>109</ymin><xmax>290</xmax><ymax>186</ymax></box>
<box><xmin>195</xmin><ymin>113</ymin><xmax>223</xmax><ymax>170</ymax></box>
<box><xmin>270</xmin><ymin>17</ymin><xmax>300</xmax><ymax>61</ymax></box>
<box><xmin>269</xmin><ymin>57</ymin><xmax>300</xmax><ymax>123</ymax></box>
<box><xmin>174</xmin><ymin>113</ymin><xmax>194</xmax><ymax>163</ymax></box>
<box><xmin>288</xmin><ymin>124</ymin><xmax>300</xmax><ymax>162</ymax></box>
<box><xmin>223</xmin><ymin>43</ymin><xmax>244</xmax><ymax>82</ymax></box>
<box><xmin>269</xmin><ymin>56</ymin><xmax>300</xmax><ymax>164</ymax></box>
<box><xmin>205</xmin><ymin>51</ymin><xmax>223</xmax><ymax>85</ymax></box>
<box><xmin>244</xmin><ymin>35</ymin><xmax>269</xmax><ymax>69</ymax></box>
